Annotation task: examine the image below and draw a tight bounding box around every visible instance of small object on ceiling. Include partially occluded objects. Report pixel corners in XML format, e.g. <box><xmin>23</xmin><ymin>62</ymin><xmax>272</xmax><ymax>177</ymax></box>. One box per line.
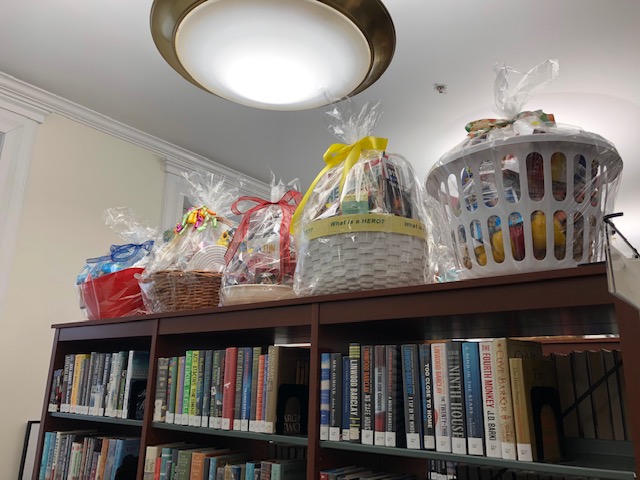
<box><xmin>434</xmin><ymin>84</ymin><xmax>447</xmax><ymax>94</ymax></box>
<box><xmin>150</xmin><ymin>0</ymin><xmax>396</xmax><ymax>111</ymax></box>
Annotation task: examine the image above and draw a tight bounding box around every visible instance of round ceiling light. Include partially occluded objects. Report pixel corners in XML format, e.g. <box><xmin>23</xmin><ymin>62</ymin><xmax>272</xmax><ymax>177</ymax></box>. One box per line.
<box><xmin>150</xmin><ymin>0</ymin><xmax>396</xmax><ymax>111</ymax></box>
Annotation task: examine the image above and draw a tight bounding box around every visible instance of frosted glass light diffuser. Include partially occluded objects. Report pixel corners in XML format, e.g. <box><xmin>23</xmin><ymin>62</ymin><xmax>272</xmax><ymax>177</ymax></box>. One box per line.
<box><xmin>174</xmin><ymin>0</ymin><xmax>371</xmax><ymax>110</ymax></box>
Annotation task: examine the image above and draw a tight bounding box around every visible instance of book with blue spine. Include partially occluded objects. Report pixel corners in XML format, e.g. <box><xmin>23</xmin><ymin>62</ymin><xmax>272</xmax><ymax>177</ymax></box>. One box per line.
<box><xmin>202</xmin><ymin>350</ymin><xmax>213</xmax><ymax>428</ymax></box>
<box><xmin>38</xmin><ymin>431</ymin><xmax>52</xmax><ymax>480</ymax></box>
<box><xmin>240</xmin><ymin>346</ymin><xmax>253</xmax><ymax>431</ymax></box>
<box><xmin>418</xmin><ymin>343</ymin><xmax>435</xmax><ymax>450</ymax></box>
<box><xmin>320</xmin><ymin>352</ymin><xmax>331</xmax><ymax>440</ymax></box>
<box><xmin>401</xmin><ymin>344</ymin><xmax>423</xmax><ymax>449</ymax></box>
<box><xmin>341</xmin><ymin>355</ymin><xmax>350</xmax><ymax>441</ymax></box>
<box><xmin>462</xmin><ymin>341</ymin><xmax>484</xmax><ymax>455</ymax></box>
<box><xmin>329</xmin><ymin>352</ymin><xmax>342</xmax><ymax>441</ymax></box>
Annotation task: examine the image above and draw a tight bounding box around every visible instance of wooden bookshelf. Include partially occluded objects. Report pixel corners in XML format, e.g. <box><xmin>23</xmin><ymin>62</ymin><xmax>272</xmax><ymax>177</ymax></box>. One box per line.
<box><xmin>34</xmin><ymin>264</ymin><xmax>639</xmax><ymax>479</ymax></box>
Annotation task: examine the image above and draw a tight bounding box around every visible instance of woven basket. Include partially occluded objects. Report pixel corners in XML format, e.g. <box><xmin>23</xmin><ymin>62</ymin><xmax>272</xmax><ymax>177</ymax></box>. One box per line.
<box><xmin>296</xmin><ymin>214</ymin><xmax>427</xmax><ymax>296</ymax></box>
<box><xmin>141</xmin><ymin>270</ymin><xmax>222</xmax><ymax>312</ymax></box>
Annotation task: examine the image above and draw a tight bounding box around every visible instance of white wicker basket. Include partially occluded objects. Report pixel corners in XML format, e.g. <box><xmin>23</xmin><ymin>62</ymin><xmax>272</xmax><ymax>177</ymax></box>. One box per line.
<box><xmin>426</xmin><ymin>132</ymin><xmax>623</xmax><ymax>278</ymax></box>
<box><xmin>295</xmin><ymin>214</ymin><xmax>427</xmax><ymax>295</ymax></box>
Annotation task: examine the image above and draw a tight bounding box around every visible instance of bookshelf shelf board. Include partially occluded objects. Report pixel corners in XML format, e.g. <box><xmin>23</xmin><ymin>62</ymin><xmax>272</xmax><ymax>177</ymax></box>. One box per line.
<box><xmin>152</xmin><ymin>422</ymin><xmax>309</xmax><ymax>446</ymax></box>
<box><xmin>49</xmin><ymin>412</ymin><xmax>143</xmax><ymax>427</ymax></box>
<box><xmin>319</xmin><ymin>441</ymin><xmax>635</xmax><ymax>480</ymax></box>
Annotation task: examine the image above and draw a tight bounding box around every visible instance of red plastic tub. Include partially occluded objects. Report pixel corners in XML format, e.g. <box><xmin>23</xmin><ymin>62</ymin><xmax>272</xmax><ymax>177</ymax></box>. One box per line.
<box><xmin>81</xmin><ymin>267</ymin><xmax>145</xmax><ymax>320</ymax></box>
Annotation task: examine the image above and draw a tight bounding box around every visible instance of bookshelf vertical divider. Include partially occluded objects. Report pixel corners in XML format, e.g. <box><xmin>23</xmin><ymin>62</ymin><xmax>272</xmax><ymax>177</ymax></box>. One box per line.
<box><xmin>33</xmin><ymin>265</ymin><xmax>640</xmax><ymax>480</ymax></box>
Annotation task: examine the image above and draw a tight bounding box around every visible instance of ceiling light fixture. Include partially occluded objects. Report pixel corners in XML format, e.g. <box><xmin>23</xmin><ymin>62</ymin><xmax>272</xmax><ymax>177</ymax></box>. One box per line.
<box><xmin>150</xmin><ymin>0</ymin><xmax>395</xmax><ymax>111</ymax></box>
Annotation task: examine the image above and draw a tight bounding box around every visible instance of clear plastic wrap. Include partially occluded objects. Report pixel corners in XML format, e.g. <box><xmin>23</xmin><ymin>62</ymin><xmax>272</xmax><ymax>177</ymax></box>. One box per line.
<box><xmin>139</xmin><ymin>171</ymin><xmax>237</xmax><ymax>313</ymax></box>
<box><xmin>293</xmin><ymin>101</ymin><xmax>429</xmax><ymax>296</ymax></box>
<box><xmin>220</xmin><ymin>175</ymin><xmax>302</xmax><ymax>305</ymax></box>
<box><xmin>425</xmin><ymin>60</ymin><xmax>623</xmax><ymax>279</ymax></box>
<box><xmin>77</xmin><ymin>207</ymin><xmax>156</xmax><ymax>320</ymax></box>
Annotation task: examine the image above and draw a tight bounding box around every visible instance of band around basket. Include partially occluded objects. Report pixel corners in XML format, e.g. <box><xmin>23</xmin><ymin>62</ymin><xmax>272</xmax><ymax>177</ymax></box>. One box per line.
<box><xmin>304</xmin><ymin>214</ymin><xmax>426</xmax><ymax>241</ymax></box>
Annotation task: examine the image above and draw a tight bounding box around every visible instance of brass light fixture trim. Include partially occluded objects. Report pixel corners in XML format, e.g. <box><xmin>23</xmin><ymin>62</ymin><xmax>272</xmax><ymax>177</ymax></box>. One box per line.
<box><xmin>150</xmin><ymin>0</ymin><xmax>396</xmax><ymax>107</ymax></box>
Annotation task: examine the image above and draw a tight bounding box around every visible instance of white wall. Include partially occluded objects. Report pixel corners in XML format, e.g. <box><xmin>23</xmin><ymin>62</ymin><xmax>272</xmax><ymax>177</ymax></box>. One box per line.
<box><xmin>0</xmin><ymin>113</ymin><xmax>164</xmax><ymax>479</ymax></box>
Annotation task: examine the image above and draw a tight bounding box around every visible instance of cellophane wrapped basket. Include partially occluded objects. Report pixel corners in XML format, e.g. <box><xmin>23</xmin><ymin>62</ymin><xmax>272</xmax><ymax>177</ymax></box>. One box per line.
<box><xmin>76</xmin><ymin>207</ymin><xmax>156</xmax><ymax>320</ymax></box>
<box><xmin>425</xmin><ymin>60</ymin><xmax>623</xmax><ymax>279</ymax></box>
<box><xmin>293</xmin><ymin>101</ymin><xmax>429</xmax><ymax>296</ymax></box>
<box><xmin>221</xmin><ymin>176</ymin><xmax>301</xmax><ymax>305</ymax></box>
<box><xmin>139</xmin><ymin>171</ymin><xmax>237</xmax><ymax>312</ymax></box>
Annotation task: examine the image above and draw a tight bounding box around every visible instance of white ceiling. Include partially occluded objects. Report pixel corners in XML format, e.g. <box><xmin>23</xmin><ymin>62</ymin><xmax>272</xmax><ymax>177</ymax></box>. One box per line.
<box><xmin>1</xmin><ymin>0</ymin><xmax>639</xmax><ymax>244</ymax></box>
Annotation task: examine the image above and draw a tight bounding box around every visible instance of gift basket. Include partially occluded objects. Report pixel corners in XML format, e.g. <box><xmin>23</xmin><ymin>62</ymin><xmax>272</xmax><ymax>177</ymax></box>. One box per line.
<box><xmin>293</xmin><ymin>101</ymin><xmax>429</xmax><ymax>296</ymax></box>
<box><xmin>425</xmin><ymin>60</ymin><xmax>623</xmax><ymax>278</ymax></box>
<box><xmin>139</xmin><ymin>171</ymin><xmax>236</xmax><ymax>312</ymax></box>
<box><xmin>77</xmin><ymin>207</ymin><xmax>156</xmax><ymax>320</ymax></box>
<box><xmin>220</xmin><ymin>175</ymin><xmax>301</xmax><ymax>305</ymax></box>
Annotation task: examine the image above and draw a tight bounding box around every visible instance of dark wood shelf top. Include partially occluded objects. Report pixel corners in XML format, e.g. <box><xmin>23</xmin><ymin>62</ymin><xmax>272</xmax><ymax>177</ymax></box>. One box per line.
<box><xmin>152</xmin><ymin>422</ymin><xmax>308</xmax><ymax>446</ymax></box>
<box><xmin>49</xmin><ymin>411</ymin><xmax>143</xmax><ymax>427</ymax></box>
<box><xmin>53</xmin><ymin>264</ymin><xmax>611</xmax><ymax>330</ymax></box>
<box><xmin>320</xmin><ymin>441</ymin><xmax>635</xmax><ymax>480</ymax></box>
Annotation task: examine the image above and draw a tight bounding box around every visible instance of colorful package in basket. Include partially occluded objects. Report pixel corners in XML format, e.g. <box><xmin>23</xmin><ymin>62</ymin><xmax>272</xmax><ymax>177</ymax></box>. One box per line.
<box><xmin>139</xmin><ymin>171</ymin><xmax>237</xmax><ymax>313</ymax></box>
<box><xmin>76</xmin><ymin>207</ymin><xmax>156</xmax><ymax>320</ymax></box>
<box><xmin>293</xmin><ymin>101</ymin><xmax>429</xmax><ymax>296</ymax></box>
<box><xmin>425</xmin><ymin>59</ymin><xmax>623</xmax><ymax>279</ymax></box>
<box><xmin>220</xmin><ymin>175</ymin><xmax>302</xmax><ymax>305</ymax></box>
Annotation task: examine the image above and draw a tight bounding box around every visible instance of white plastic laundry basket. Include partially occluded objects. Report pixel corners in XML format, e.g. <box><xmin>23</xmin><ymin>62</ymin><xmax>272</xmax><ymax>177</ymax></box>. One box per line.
<box><xmin>426</xmin><ymin>133</ymin><xmax>623</xmax><ymax>278</ymax></box>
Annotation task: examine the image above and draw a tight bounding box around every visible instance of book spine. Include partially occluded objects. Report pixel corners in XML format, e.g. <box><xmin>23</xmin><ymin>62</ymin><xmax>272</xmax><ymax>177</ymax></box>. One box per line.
<box><xmin>255</xmin><ymin>354</ymin><xmax>265</xmax><ymax>432</ymax></box>
<box><xmin>320</xmin><ymin>353</ymin><xmax>331</xmax><ymax>441</ymax></box>
<box><xmin>462</xmin><ymin>342</ymin><xmax>484</xmax><ymax>455</ymax></box>
<box><xmin>222</xmin><ymin>347</ymin><xmax>238</xmax><ymax>430</ymax></box>
<box><xmin>106</xmin><ymin>352</ymin><xmax>119</xmax><ymax>417</ymax></box>
<box><xmin>373</xmin><ymin>345</ymin><xmax>387</xmax><ymax>446</ymax></box>
<box><xmin>479</xmin><ymin>341</ymin><xmax>501</xmax><ymax>458</ymax></box>
<box><xmin>202</xmin><ymin>350</ymin><xmax>213</xmax><ymax>428</ymax></box>
<box><xmin>99</xmin><ymin>353</ymin><xmax>112</xmax><ymax>417</ymax></box>
<box><xmin>195</xmin><ymin>350</ymin><xmax>205</xmax><ymax>427</ymax></box>
<box><xmin>188</xmin><ymin>349</ymin><xmax>200</xmax><ymax>426</ymax></box>
<box><xmin>82</xmin><ymin>353</ymin><xmax>96</xmax><ymax>415</ymax></box>
<box><xmin>493</xmin><ymin>338</ymin><xmax>516</xmax><ymax>459</ymax></box>
<box><xmin>233</xmin><ymin>347</ymin><xmax>245</xmax><ymax>431</ymax></box>
<box><xmin>115</xmin><ymin>351</ymin><xmax>128</xmax><ymax>418</ymax></box>
<box><xmin>260</xmin><ymin>353</ymin><xmax>269</xmax><ymax>433</ymax></box>
<box><xmin>509</xmin><ymin>357</ymin><xmax>533</xmax><ymax>461</ymax></box>
<box><xmin>90</xmin><ymin>353</ymin><xmax>105</xmax><ymax>415</ymax></box>
<box><xmin>432</xmin><ymin>342</ymin><xmax>451</xmax><ymax>452</ymax></box>
<box><xmin>210</xmin><ymin>350</ymin><xmax>223</xmax><ymax>429</ymax></box>
<box><xmin>61</xmin><ymin>354</ymin><xmax>74</xmax><ymax>413</ymax></box>
<box><xmin>361</xmin><ymin>345</ymin><xmax>374</xmax><ymax>445</ymax></box>
<box><xmin>385</xmin><ymin>344</ymin><xmax>405</xmax><ymax>448</ymax></box>
<box><xmin>401</xmin><ymin>344</ymin><xmax>422</xmax><ymax>449</ymax></box>
<box><xmin>116</xmin><ymin>365</ymin><xmax>127</xmax><ymax>418</ymax></box>
<box><xmin>154</xmin><ymin>357</ymin><xmax>169</xmax><ymax>422</ymax></box>
<box><xmin>175</xmin><ymin>355</ymin><xmax>186</xmax><ymax>425</ymax></box>
<box><xmin>70</xmin><ymin>354</ymin><xmax>84</xmax><ymax>414</ymax></box>
<box><xmin>240</xmin><ymin>346</ymin><xmax>253</xmax><ymax>431</ymax></box>
<box><xmin>249</xmin><ymin>347</ymin><xmax>261</xmax><ymax>432</ymax></box>
<box><xmin>448</xmin><ymin>342</ymin><xmax>467</xmax><ymax>454</ymax></box>
<box><xmin>329</xmin><ymin>352</ymin><xmax>342</xmax><ymax>442</ymax></box>
<box><xmin>418</xmin><ymin>344</ymin><xmax>435</xmax><ymax>450</ymax></box>
<box><xmin>182</xmin><ymin>350</ymin><xmax>192</xmax><ymax>426</ymax></box>
<box><xmin>342</xmin><ymin>356</ymin><xmax>350</xmax><ymax>441</ymax></box>
<box><xmin>167</xmin><ymin>356</ymin><xmax>178</xmax><ymax>424</ymax></box>
<box><xmin>348</xmin><ymin>343</ymin><xmax>360</xmax><ymax>442</ymax></box>
<box><xmin>264</xmin><ymin>345</ymin><xmax>280</xmax><ymax>434</ymax></box>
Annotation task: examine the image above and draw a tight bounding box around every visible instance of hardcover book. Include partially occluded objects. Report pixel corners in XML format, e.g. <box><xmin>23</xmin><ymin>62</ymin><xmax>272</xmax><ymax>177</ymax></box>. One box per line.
<box><xmin>448</xmin><ymin>342</ymin><xmax>467</xmax><ymax>454</ymax></box>
<box><xmin>320</xmin><ymin>353</ymin><xmax>331</xmax><ymax>441</ymax></box>
<box><xmin>349</xmin><ymin>343</ymin><xmax>361</xmax><ymax>442</ymax></box>
<box><xmin>329</xmin><ymin>352</ymin><xmax>343</xmax><ymax>442</ymax></box>
<box><xmin>401</xmin><ymin>344</ymin><xmax>423</xmax><ymax>449</ymax></box>
<box><xmin>373</xmin><ymin>345</ymin><xmax>387</xmax><ymax>447</ymax></box>
<box><xmin>361</xmin><ymin>345</ymin><xmax>375</xmax><ymax>445</ymax></box>
<box><xmin>418</xmin><ymin>343</ymin><xmax>435</xmax><ymax>450</ymax></box>
<box><xmin>462</xmin><ymin>342</ymin><xmax>484</xmax><ymax>455</ymax></box>
<box><xmin>431</xmin><ymin>342</ymin><xmax>451</xmax><ymax>452</ymax></box>
<box><xmin>479</xmin><ymin>341</ymin><xmax>501</xmax><ymax>458</ymax></box>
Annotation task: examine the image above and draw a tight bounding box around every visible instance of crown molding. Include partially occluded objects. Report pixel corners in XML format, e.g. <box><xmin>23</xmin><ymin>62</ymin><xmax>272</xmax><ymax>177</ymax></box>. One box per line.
<box><xmin>0</xmin><ymin>71</ymin><xmax>269</xmax><ymax>195</ymax></box>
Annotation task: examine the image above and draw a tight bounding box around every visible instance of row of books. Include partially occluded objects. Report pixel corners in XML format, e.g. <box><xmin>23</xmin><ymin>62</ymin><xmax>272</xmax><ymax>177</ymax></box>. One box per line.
<box><xmin>143</xmin><ymin>443</ymin><xmax>307</xmax><ymax>480</ymax></box>
<box><xmin>322</xmin><ymin>462</ymin><xmax>596</xmax><ymax>480</ymax></box>
<box><xmin>49</xmin><ymin>350</ymin><xmax>150</xmax><ymax>420</ymax></box>
<box><xmin>38</xmin><ymin>430</ymin><xmax>139</xmax><ymax>480</ymax></box>
<box><xmin>551</xmin><ymin>349</ymin><xmax>628</xmax><ymax>441</ymax></box>
<box><xmin>153</xmin><ymin>346</ymin><xmax>310</xmax><ymax>435</ymax></box>
<box><xmin>320</xmin><ymin>340</ymin><xmax>561</xmax><ymax>462</ymax></box>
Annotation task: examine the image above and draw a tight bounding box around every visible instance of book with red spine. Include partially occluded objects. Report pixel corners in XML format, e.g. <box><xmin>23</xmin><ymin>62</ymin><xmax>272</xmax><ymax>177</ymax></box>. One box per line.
<box><xmin>221</xmin><ymin>347</ymin><xmax>238</xmax><ymax>430</ymax></box>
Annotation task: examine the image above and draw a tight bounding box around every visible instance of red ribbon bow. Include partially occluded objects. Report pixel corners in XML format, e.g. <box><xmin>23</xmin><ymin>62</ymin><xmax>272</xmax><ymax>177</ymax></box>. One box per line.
<box><xmin>224</xmin><ymin>190</ymin><xmax>302</xmax><ymax>282</ymax></box>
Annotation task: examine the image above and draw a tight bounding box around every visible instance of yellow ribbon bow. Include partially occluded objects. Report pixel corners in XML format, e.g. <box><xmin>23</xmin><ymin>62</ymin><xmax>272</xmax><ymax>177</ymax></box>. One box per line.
<box><xmin>291</xmin><ymin>135</ymin><xmax>388</xmax><ymax>233</ymax></box>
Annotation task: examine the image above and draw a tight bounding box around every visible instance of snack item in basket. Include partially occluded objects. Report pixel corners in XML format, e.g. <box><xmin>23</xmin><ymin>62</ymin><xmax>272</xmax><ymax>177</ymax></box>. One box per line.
<box><xmin>221</xmin><ymin>176</ymin><xmax>301</xmax><ymax>305</ymax></box>
<box><xmin>293</xmin><ymin>100</ymin><xmax>432</xmax><ymax>296</ymax></box>
<box><xmin>425</xmin><ymin>60</ymin><xmax>623</xmax><ymax>279</ymax></box>
<box><xmin>139</xmin><ymin>171</ymin><xmax>237</xmax><ymax>313</ymax></box>
<box><xmin>77</xmin><ymin>207</ymin><xmax>156</xmax><ymax>320</ymax></box>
